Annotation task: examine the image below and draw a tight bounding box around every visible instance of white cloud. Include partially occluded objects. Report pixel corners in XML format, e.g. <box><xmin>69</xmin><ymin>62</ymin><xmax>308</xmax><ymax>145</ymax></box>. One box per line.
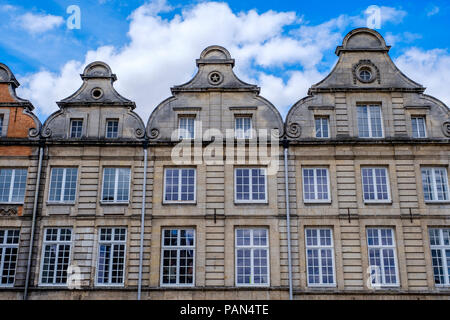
<box><xmin>427</xmin><ymin>6</ymin><xmax>439</xmax><ymax>17</ymax></box>
<box><xmin>395</xmin><ymin>48</ymin><xmax>450</xmax><ymax>107</ymax></box>
<box><xmin>16</xmin><ymin>1</ymin><xmax>416</xmax><ymax>121</ymax></box>
<box><xmin>16</xmin><ymin>12</ymin><xmax>64</xmax><ymax>34</ymax></box>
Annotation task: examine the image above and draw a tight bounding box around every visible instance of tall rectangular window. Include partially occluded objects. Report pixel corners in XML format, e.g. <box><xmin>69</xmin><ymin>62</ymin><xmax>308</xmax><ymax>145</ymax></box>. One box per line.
<box><xmin>411</xmin><ymin>116</ymin><xmax>426</xmax><ymax>138</ymax></box>
<box><xmin>106</xmin><ymin>120</ymin><xmax>119</xmax><ymax>138</ymax></box>
<box><xmin>361</xmin><ymin>167</ymin><xmax>390</xmax><ymax>202</ymax></box>
<box><xmin>0</xmin><ymin>115</ymin><xmax>3</xmax><ymax>136</ymax></box>
<box><xmin>101</xmin><ymin>168</ymin><xmax>131</xmax><ymax>203</ymax></box>
<box><xmin>235</xmin><ymin>228</ymin><xmax>269</xmax><ymax>286</ymax></box>
<box><xmin>315</xmin><ymin>117</ymin><xmax>329</xmax><ymax>138</ymax></box>
<box><xmin>421</xmin><ymin>167</ymin><xmax>449</xmax><ymax>202</ymax></box>
<box><xmin>0</xmin><ymin>229</ymin><xmax>20</xmax><ymax>287</ymax></box>
<box><xmin>0</xmin><ymin>169</ymin><xmax>27</xmax><ymax>203</ymax></box>
<box><xmin>161</xmin><ymin>228</ymin><xmax>195</xmax><ymax>286</ymax></box>
<box><xmin>305</xmin><ymin>228</ymin><xmax>335</xmax><ymax>286</ymax></box>
<box><xmin>40</xmin><ymin>228</ymin><xmax>72</xmax><ymax>285</ymax></box>
<box><xmin>164</xmin><ymin>168</ymin><xmax>196</xmax><ymax>203</ymax></box>
<box><xmin>357</xmin><ymin>105</ymin><xmax>383</xmax><ymax>138</ymax></box>
<box><xmin>429</xmin><ymin>228</ymin><xmax>450</xmax><ymax>286</ymax></box>
<box><xmin>302</xmin><ymin>168</ymin><xmax>330</xmax><ymax>202</ymax></box>
<box><xmin>235</xmin><ymin>168</ymin><xmax>267</xmax><ymax>203</ymax></box>
<box><xmin>70</xmin><ymin>119</ymin><xmax>83</xmax><ymax>138</ymax></box>
<box><xmin>48</xmin><ymin>168</ymin><xmax>78</xmax><ymax>203</ymax></box>
<box><xmin>235</xmin><ymin>117</ymin><xmax>252</xmax><ymax>139</ymax></box>
<box><xmin>366</xmin><ymin>228</ymin><xmax>399</xmax><ymax>287</ymax></box>
<box><xmin>178</xmin><ymin>117</ymin><xmax>195</xmax><ymax>139</ymax></box>
<box><xmin>97</xmin><ymin>228</ymin><xmax>127</xmax><ymax>286</ymax></box>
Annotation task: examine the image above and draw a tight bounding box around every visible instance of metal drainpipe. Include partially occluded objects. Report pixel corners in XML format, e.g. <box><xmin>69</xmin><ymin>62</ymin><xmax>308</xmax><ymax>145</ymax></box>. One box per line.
<box><xmin>23</xmin><ymin>144</ymin><xmax>44</xmax><ymax>300</ymax></box>
<box><xmin>283</xmin><ymin>139</ymin><xmax>293</xmax><ymax>300</ymax></box>
<box><xmin>137</xmin><ymin>141</ymin><xmax>148</xmax><ymax>300</ymax></box>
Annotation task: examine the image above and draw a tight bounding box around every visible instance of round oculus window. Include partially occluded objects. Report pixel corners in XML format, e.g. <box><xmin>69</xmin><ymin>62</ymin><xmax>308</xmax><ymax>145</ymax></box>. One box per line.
<box><xmin>91</xmin><ymin>88</ymin><xmax>104</xmax><ymax>99</ymax></box>
<box><xmin>358</xmin><ymin>69</ymin><xmax>372</xmax><ymax>82</ymax></box>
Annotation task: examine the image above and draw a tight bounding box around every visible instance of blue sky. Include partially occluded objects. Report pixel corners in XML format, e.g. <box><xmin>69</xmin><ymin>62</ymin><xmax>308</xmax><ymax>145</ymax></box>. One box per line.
<box><xmin>0</xmin><ymin>0</ymin><xmax>449</xmax><ymax>121</ymax></box>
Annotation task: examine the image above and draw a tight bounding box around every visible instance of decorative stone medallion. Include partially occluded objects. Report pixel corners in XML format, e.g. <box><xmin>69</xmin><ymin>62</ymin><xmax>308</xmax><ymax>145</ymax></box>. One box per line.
<box><xmin>208</xmin><ymin>71</ymin><xmax>223</xmax><ymax>85</ymax></box>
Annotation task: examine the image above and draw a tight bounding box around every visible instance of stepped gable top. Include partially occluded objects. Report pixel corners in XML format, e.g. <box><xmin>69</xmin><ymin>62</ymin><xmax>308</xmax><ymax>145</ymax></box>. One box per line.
<box><xmin>171</xmin><ymin>45</ymin><xmax>260</xmax><ymax>93</ymax></box>
<box><xmin>309</xmin><ymin>28</ymin><xmax>425</xmax><ymax>94</ymax></box>
<box><xmin>57</xmin><ymin>61</ymin><xmax>135</xmax><ymax>108</ymax></box>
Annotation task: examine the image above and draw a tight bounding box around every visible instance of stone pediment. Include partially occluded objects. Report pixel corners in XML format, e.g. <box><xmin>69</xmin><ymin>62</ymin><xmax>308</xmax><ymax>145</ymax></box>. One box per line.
<box><xmin>171</xmin><ymin>46</ymin><xmax>260</xmax><ymax>93</ymax></box>
<box><xmin>309</xmin><ymin>28</ymin><xmax>425</xmax><ymax>94</ymax></box>
<box><xmin>57</xmin><ymin>61</ymin><xmax>135</xmax><ymax>108</ymax></box>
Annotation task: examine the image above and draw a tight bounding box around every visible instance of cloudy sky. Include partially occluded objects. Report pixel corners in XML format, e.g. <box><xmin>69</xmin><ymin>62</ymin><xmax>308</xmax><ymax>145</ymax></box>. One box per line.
<box><xmin>0</xmin><ymin>0</ymin><xmax>449</xmax><ymax>122</ymax></box>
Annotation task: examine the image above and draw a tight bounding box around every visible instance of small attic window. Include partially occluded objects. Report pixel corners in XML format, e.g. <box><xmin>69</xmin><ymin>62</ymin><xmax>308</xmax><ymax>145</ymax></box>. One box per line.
<box><xmin>359</xmin><ymin>69</ymin><xmax>372</xmax><ymax>82</ymax></box>
<box><xmin>91</xmin><ymin>88</ymin><xmax>104</xmax><ymax>99</ymax></box>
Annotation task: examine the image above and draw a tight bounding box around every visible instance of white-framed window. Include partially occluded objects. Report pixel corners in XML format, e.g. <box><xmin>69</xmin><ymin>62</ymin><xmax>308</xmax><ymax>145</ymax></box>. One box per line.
<box><xmin>70</xmin><ymin>119</ymin><xmax>83</xmax><ymax>138</ymax></box>
<box><xmin>361</xmin><ymin>167</ymin><xmax>391</xmax><ymax>203</ymax></box>
<box><xmin>235</xmin><ymin>116</ymin><xmax>252</xmax><ymax>139</ymax></box>
<box><xmin>160</xmin><ymin>228</ymin><xmax>195</xmax><ymax>286</ymax></box>
<box><xmin>40</xmin><ymin>228</ymin><xmax>72</xmax><ymax>285</ymax></box>
<box><xmin>305</xmin><ymin>228</ymin><xmax>336</xmax><ymax>287</ymax></box>
<box><xmin>106</xmin><ymin>119</ymin><xmax>119</xmax><ymax>138</ymax></box>
<box><xmin>163</xmin><ymin>168</ymin><xmax>196</xmax><ymax>203</ymax></box>
<box><xmin>178</xmin><ymin>117</ymin><xmax>195</xmax><ymax>139</ymax></box>
<box><xmin>0</xmin><ymin>169</ymin><xmax>27</xmax><ymax>203</ymax></box>
<box><xmin>421</xmin><ymin>167</ymin><xmax>449</xmax><ymax>202</ymax></box>
<box><xmin>302</xmin><ymin>168</ymin><xmax>331</xmax><ymax>203</ymax></box>
<box><xmin>96</xmin><ymin>227</ymin><xmax>127</xmax><ymax>286</ymax></box>
<box><xmin>366</xmin><ymin>228</ymin><xmax>399</xmax><ymax>287</ymax></box>
<box><xmin>101</xmin><ymin>168</ymin><xmax>131</xmax><ymax>203</ymax></box>
<box><xmin>411</xmin><ymin>116</ymin><xmax>427</xmax><ymax>138</ymax></box>
<box><xmin>235</xmin><ymin>168</ymin><xmax>267</xmax><ymax>203</ymax></box>
<box><xmin>315</xmin><ymin>117</ymin><xmax>329</xmax><ymax>138</ymax></box>
<box><xmin>48</xmin><ymin>168</ymin><xmax>78</xmax><ymax>203</ymax></box>
<box><xmin>357</xmin><ymin>105</ymin><xmax>384</xmax><ymax>138</ymax></box>
<box><xmin>235</xmin><ymin>228</ymin><xmax>269</xmax><ymax>286</ymax></box>
<box><xmin>0</xmin><ymin>229</ymin><xmax>20</xmax><ymax>287</ymax></box>
<box><xmin>429</xmin><ymin>228</ymin><xmax>450</xmax><ymax>286</ymax></box>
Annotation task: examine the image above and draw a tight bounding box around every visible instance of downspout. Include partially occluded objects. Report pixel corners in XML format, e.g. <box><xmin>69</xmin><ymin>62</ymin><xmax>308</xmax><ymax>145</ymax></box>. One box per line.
<box><xmin>23</xmin><ymin>144</ymin><xmax>44</xmax><ymax>300</ymax></box>
<box><xmin>137</xmin><ymin>140</ymin><xmax>148</xmax><ymax>300</ymax></box>
<box><xmin>283</xmin><ymin>139</ymin><xmax>293</xmax><ymax>300</ymax></box>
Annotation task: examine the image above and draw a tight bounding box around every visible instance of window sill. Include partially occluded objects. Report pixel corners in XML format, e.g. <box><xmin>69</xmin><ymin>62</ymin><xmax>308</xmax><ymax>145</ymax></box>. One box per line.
<box><xmin>99</xmin><ymin>201</ymin><xmax>129</xmax><ymax>205</ymax></box>
<box><xmin>363</xmin><ymin>201</ymin><xmax>393</xmax><ymax>205</ymax></box>
<box><xmin>304</xmin><ymin>200</ymin><xmax>332</xmax><ymax>205</ymax></box>
<box><xmin>235</xmin><ymin>284</ymin><xmax>270</xmax><ymax>288</ymax></box>
<box><xmin>306</xmin><ymin>284</ymin><xmax>337</xmax><ymax>289</ymax></box>
<box><xmin>95</xmin><ymin>284</ymin><xmax>125</xmax><ymax>288</ymax></box>
<box><xmin>163</xmin><ymin>201</ymin><xmax>197</xmax><ymax>205</ymax></box>
<box><xmin>0</xmin><ymin>202</ymin><xmax>23</xmax><ymax>205</ymax></box>
<box><xmin>234</xmin><ymin>201</ymin><xmax>268</xmax><ymax>205</ymax></box>
<box><xmin>425</xmin><ymin>201</ymin><xmax>450</xmax><ymax>205</ymax></box>
<box><xmin>46</xmin><ymin>202</ymin><xmax>75</xmax><ymax>206</ymax></box>
<box><xmin>160</xmin><ymin>284</ymin><xmax>195</xmax><ymax>288</ymax></box>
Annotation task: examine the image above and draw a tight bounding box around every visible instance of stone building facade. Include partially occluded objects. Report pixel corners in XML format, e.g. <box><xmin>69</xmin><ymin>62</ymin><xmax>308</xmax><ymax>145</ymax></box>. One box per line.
<box><xmin>0</xmin><ymin>28</ymin><xmax>449</xmax><ymax>300</ymax></box>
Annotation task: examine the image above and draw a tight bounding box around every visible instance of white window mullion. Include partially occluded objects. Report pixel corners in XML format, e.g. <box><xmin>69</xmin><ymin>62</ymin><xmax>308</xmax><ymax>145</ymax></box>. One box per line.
<box><xmin>372</xmin><ymin>169</ymin><xmax>378</xmax><ymax>201</ymax></box>
<box><xmin>114</xmin><ymin>170</ymin><xmax>119</xmax><ymax>202</ymax></box>
<box><xmin>60</xmin><ymin>169</ymin><xmax>67</xmax><ymax>201</ymax></box>
<box><xmin>8</xmin><ymin>170</ymin><xmax>15</xmax><ymax>203</ymax></box>
<box><xmin>367</xmin><ymin>108</ymin><xmax>373</xmax><ymax>137</ymax></box>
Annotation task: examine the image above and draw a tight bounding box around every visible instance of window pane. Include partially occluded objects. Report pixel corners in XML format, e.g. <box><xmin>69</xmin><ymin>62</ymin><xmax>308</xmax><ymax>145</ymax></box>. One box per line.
<box><xmin>70</xmin><ymin>120</ymin><xmax>83</xmax><ymax>138</ymax></box>
<box><xmin>161</xmin><ymin>228</ymin><xmax>195</xmax><ymax>285</ymax></box>
<box><xmin>179</xmin><ymin>117</ymin><xmax>195</xmax><ymax>139</ymax></box>
<box><xmin>106</xmin><ymin>120</ymin><xmax>119</xmax><ymax>138</ymax></box>
<box><xmin>236</xmin><ymin>168</ymin><xmax>266</xmax><ymax>202</ymax></box>
<box><xmin>102</xmin><ymin>168</ymin><xmax>116</xmax><ymax>201</ymax></box>
<box><xmin>41</xmin><ymin>228</ymin><xmax>72</xmax><ymax>285</ymax></box>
